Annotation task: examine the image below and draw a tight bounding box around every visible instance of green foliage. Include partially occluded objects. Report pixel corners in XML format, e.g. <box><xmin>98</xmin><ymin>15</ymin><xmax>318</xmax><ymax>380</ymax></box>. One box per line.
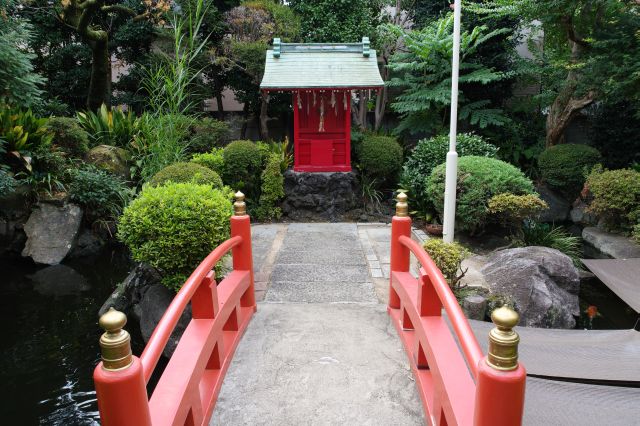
<box><xmin>0</xmin><ymin>0</ymin><xmax>44</xmax><ymax>109</ymax></box>
<box><xmin>0</xmin><ymin>107</ymin><xmax>53</xmax><ymax>172</ymax></box>
<box><xmin>191</xmin><ymin>148</ymin><xmax>225</xmax><ymax>176</ymax></box>
<box><xmin>189</xmin><ymin>118</ymin><xmax>230</xmax><ymax>152</ymax></box>
<box><xmin>256</xmin><ymin>138</ymin><xmax>292</xmax><ymax>172</ymax></box>
<box><xmin>76</xmin><ymin>104</ymin><xmax>138</xmax><ymax>148</ymax></box>
<box><xmin>401</xmin><ymin>133</ymin><xmax>498</xmax><ymax>212</ymax></box>
<box><xmin>69</xmin><ymin>166</ymin><xmax>131</xmax><ymax>221</ymax></box>
<box><xmin>384</xmin><ymin>14</ymin><xmax>510</xmax><ymax>135</ymax></box>
<box><xmin>423</xmin><ymin>238</ymin><xmax>469</xmax><ymax>288</ymax></box>
<box><xmin>358</xmin><ymin>134</ymin><xmax>403</xmax><ymax>183</ymax></box>
<box><xmin>131</xmin><ymin>113</ymin><xmax>192</xmax><ymax>183</ymax></box>
<box><xmin>586</xmin><ymin>167</ymin><xmax>640</xmax><ymax>231</ymax></box>
<box><xmin>46</xmin><ymin>117</ymin><xmax>89</xmax><ymax>157</ymax></box>
<box><xmin>222</xmin><ymin>140</ymin><xmax>262</xmax><ymax>198</ymax></box>
<box><xmin>0</xmin><ymin>169</ymin><xmax>17</xmax><ymax>195</ymax></box>
<box><xmin>591</xmin><ymin>102</ymin><xmax>640</xmax><ymax>169</ymax></box>
<box><xmin>633</xmin><ymin>223</ymin><xmax>640</xmax><ymax>244</ymax></box>
<box><xmin>518</xmin><ymin>221</ymin><xmax>582</xmax><ymax>267</ymax></box>
<box><xmin>538</xmin><ymin>144</ymin><xmax>601</xmax><ymax>198</ymax></box>
<box><xmin>488</xmin><ymin>193</ymin><xmax>548</xmax><ymax>232</ymax></box>
<box><xmin>427</xmin><ymin>156</ymin><xmax>535</xmax><ymax>234</ymax></box>
<box><xmin>289</xmin><ymin>0</ymin><xmax>380</xmax><ymax>43</ymax></box>
<box><xmin>117</xmin><ymin>182</ymin><xmax>232</xmax><ymax>291</ymax></box>
<box><xmin>148</xmin><ymin>162</ymin><xmax>223</xmax><ymax>189</ymax></box>
<box><xmin>255</xmin><ymin>153</ymin><xmax>284</xmax><ymax>221</ymax></box>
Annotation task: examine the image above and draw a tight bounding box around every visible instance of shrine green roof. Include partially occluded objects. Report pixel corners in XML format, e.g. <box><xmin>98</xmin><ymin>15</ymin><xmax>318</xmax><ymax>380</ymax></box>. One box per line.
<box><xmin>260</xmin><ymin>38</ymin><xmax>384</xmax><ymax>90</ymax></box>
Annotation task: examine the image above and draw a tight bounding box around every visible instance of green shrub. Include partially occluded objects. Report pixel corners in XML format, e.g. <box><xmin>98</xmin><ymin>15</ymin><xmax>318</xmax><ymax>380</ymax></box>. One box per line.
<box><xmin>117</xmin><ymin>183</ymin><xmax>232</xmax><ymax>291</ymax></box>
<box><xmin>538</xmin><ymin>144</ymin><xmax>601</xmax><ymax>198</ymax></box>
<box><xmin>191</xmin><ymin>148</ymin><xmax>224</xmax><ymax>176</ymax></box>
<box><xmin>427</xmin><ymin>156</ymin><xmax>535</xmax><ymax>234</ymax></box>
<box><xmin>586</xmin><ymin>167</ymin><xmax>640</xmax><ymax>230</ymax></box>
<box><xmin>69</xmin><ymin>166</ymin><xmax>131</xmax><ymax>221</ymax></box>
<box><xmin>148</xmin><ymin>162</ymin><xmax>223</xmax><ymax>189</ymax></box>
<box><xmin>0</xmin><ymin>107</ymin><xmax>53</xmax><ymax>172</ymax></box>
<box><xmin>256</xmin><ymin>138</ymin><xmax>292</xmax><ymax>171</ymax></box>
<box><xmin>423</xmin><ymin>238</ymin><xmax>469</xmax><ymax>288</ymax></box>
<box><xmin>223</xmin><ymin>140</ymin><xmax>262</xmax><ymax>198</ymax></box>
<box><xmin>46</xmin><ymin>117</ymin><xmax>89</xmax><ymax>157</ymax></box>
<box><xmin>401</xmin><ymin>133</ymin><xmax>498</xmax><ymax>212</ymax></box>
<box><xmin>189</xmin><ymin>118</ymin><xmax>230</xmax><ymax>152</ymax></box>
<box><xmin>518</xmin><ymin>222</ymin><xmax>582</xmax><ymax>267</ymax></box>
<box><xmin>359</xmin><ymin>134</ymin><xmax>403</xmax><ymax>182</ymax></box>
<box><xmin>488</xmin><ymin>193</ymin><xmax>548</xmax><ymax>229</ymax></box>
<box><xmin>76</xmin><ymin>104</ymin><xmax>138</xmax><ymax>148</ymax></box>
<box><xmin>0</xmin><ymin>169</ymin><xmax>17</xmax><ymax>195</ymax></box>
<box><xmin>633</xmin><ymin>223</ymin><xmax>640</xmax><ymax>244</ymax></box>
<box><xmin>256</xmin><ymin>153</ymin><xmax>285</xmax><ymax>220</ymax></box>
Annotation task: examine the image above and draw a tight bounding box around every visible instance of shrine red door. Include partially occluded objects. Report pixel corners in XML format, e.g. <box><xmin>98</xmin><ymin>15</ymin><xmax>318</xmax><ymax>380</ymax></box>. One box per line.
<box><xmin>293</xmin><ymin>90</ymin><xmax>351</xmax><ymax>172</ymax></box>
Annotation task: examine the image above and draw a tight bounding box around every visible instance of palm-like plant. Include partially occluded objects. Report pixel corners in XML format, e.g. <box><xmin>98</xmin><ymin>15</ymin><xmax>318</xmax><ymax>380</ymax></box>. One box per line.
<box><xmin>383</xmin><ymin>14</ymin><xmax>511</xmax><ymax>135</ymax></box>
<box><xmin>77</xmin><ymin>104</ymin><xmax>138</xmax><ymax>148</ymax></box>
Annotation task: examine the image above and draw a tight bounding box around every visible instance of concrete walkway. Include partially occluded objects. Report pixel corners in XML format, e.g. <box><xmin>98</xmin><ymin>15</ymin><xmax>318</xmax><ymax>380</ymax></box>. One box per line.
<box><xmin>211</xmin><ymin>223</ymin><xmax>423</xmax><ymax>425</ymax></box>
<box><xmin>212</xmin><ymin>223</ymin><xmax>640</xmax><ymax>425</ymax></box>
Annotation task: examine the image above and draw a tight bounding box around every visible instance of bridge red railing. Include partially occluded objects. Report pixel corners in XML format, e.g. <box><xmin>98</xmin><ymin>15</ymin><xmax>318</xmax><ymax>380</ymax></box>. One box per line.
<box><xmin>93</xmin><ymin>192</ymin><xmax>256</xmax><ymax>426</ymax></box>
<box><xmin>389</xmin><ymin>193</ymin><xmax>526</xmax><ymax>426</ymax></box>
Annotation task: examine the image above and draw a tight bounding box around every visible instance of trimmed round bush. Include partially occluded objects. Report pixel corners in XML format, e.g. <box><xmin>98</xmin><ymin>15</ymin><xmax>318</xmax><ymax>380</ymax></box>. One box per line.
<box><xmin>191</xmin><ymin>148</ymin><xmax>224</xmax><ymax>176</ymax></box>
<box><xmin>586</xmin><ymin>167</ymin><xmax>640</xmax><ymax>230</ymax></box>
<box><xmin>189</xmin><ymin>118</ymin><xmax>230</xmax><ymax>152</ymax></box>
<box><xmin>148</xmin><ymin>162</ymin><xmax>223</xmax><ymax>189</ymax></box>
<box><xmin>223</xmin><ymin>140</ymin><xmax>262</xmax><ymax>197</ymax></box>
<box><xmin>423</xmin><ymin>238</ymin><xmax>469</xmax><ymax>287</ymax></box>
<box><xmin>256</xmin><ymin>153</ymin><xmax>285</xmax><ymax>221</ymax></box>
<box><xmin>538</xmin><ymin>144</ymin><xmax>601</xmax><ymax>197</ymax></box>
<box><xmin>427</xmin><ymin>156</ymin><xmax>535</xmax><ymax>233</ymax></box>
<box><xmin>117</xmin><ymin>183</ymin><xmax>232</xmax><ymax>291</ymax></box>
<box><xmin>46</xmin><ymin>117</ymin><xmax>90</xmax><ymax>157</ymax></box>
<box><xmin>359</xmin><ymin>134</ymin><xmax>403</xmax><ymax>182</ymax></box>
<box><xmin>401</xmin><ymin>133</ymin><xmax>498</xmax><ymax>210</ymax></box>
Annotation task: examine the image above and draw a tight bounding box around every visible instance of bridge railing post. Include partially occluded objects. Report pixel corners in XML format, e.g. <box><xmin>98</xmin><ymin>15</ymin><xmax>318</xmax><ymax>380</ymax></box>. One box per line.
<box><xmin>473</xmin><ymin>306</ymin><xmax>526</xmax><ymax>426</ymax></box>
<box><xmin>231</xmin><ymin>191</ymin><xmax>256</xmax><ymax>309</ymax></box>
<box><xmin>93</xmin><ymin>308</ymin><xmax>152</xmax><ymax>426</ymax></box>
<box><xmin>389</xmin><ymin>192</ymin><xmax>412</xmax><ymax>309</ymax></box>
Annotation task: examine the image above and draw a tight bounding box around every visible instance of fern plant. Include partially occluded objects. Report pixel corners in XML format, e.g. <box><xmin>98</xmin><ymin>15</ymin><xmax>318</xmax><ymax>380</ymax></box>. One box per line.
<box><xmin>383</xmin><ymin>14</ymin><xmax>510</xmax><ymax>135</ymax></box>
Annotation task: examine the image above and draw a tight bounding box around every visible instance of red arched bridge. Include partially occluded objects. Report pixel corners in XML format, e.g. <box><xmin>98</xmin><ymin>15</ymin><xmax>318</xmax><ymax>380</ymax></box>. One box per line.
<box><xmin>94</xmin><ymin>192</ymin><xmax>526</xmax><ymax>426</ymax></box>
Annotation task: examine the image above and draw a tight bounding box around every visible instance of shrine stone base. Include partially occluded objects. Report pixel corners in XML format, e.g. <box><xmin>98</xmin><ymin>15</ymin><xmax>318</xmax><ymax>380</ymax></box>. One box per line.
<box><xmin>282</xmin><ymin>171</ymin><xmax>358</xmax><ymax>221</ymax></box>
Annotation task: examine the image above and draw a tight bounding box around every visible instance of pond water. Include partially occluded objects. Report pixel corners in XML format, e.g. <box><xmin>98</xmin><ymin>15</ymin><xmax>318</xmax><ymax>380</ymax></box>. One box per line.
<box><xmin>0</xmin><ymin>247</ymin><xmax>133</xmax><ymax>425</ymax></box>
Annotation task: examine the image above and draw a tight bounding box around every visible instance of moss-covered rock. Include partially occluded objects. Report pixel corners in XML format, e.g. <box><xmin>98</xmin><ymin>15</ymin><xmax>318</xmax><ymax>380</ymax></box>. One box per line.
<box><xmin>85</xmin><ymin>144</ymin><xmax>131</xmax><ymax>180</ymax></box>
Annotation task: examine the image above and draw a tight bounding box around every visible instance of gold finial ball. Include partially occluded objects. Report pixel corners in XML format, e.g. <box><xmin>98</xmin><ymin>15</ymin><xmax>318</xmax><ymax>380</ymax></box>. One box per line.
<box><xmin>99</xmin><ymin>307</ymin><xmax>127</xmax><ymax>334</ymax></box>
<box><xmin>491</xmin><ymin>306</ymin><xmax>519</xmax><ymax>331</ymax></box>
<box><xmin>234</xmin><ymin>191</ymin><xmax>245</xmax><ymax>202</ymax></box>
<box><xmin>396</xmin><ymin>192</ymin><xmax>408</xmax><ymax>203</ymax></box>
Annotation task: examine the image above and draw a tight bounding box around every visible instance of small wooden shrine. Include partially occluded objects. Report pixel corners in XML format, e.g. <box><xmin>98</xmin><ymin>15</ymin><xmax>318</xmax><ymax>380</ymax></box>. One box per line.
<box><xmin>260</xmin><ymin>37</ymin><xmax>384</xmax><ymax>172</ymax></box>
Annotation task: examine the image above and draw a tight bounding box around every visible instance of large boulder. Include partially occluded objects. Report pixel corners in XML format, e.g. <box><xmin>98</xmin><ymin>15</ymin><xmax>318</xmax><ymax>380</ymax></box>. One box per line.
<box><xmin>480</xmin><ymin>246</ymin><xmax>580</xmax><ymax>329</ymax></box>
<box><xmin>99</xmin><ymin>263</ymin><xmax>189</xmax><ymax>358</ymax></box>
<box><xmin>22</xmin><ymin>203</ymin><xmax>83</xmax><ymax>265</ymax></box>
<box><xmin>85</xmin><ymin>144</ymin><xmax>131</xmax><ymax>180</ymax></box>
<box><xmin>569</xmin><ymin>199</ymin><xmax>597</xmax><ymax>226</ymax></box>
<box><xmin>536</xmin><ymin>185</ymin><xmax>570</xmax><ymax>223</ymax></box>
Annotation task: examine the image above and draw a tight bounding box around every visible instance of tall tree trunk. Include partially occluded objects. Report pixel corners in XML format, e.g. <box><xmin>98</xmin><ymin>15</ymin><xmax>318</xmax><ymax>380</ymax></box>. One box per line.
<box><xmin>545</xmin><ymin>20</ymin><xmax>595</xmax><ymax>147</ymax></box>
<box><xmin>216</xmin><ymin>92</ymin><xmax>224</xmax><ymax>120</ymax></box>
<box><xmin>259</xmin><ymin>92</ymin><xmax>269</xmax><ymax>139</ymax></box>
<box><xmin>87</xmin><ymin>39</ymin><xmax>110</xmax><ymax>111</ymax></box>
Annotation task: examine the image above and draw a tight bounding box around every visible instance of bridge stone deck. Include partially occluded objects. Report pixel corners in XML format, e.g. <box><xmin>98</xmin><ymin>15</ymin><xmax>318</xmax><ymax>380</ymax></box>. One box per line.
<box><xmin>211</xmin><ymin>223</ymin><xmax>640</xmax><ymax>425</ymax></box>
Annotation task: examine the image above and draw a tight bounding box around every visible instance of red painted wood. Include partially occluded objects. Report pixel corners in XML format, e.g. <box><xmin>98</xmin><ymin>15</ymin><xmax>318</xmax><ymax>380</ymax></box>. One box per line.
<box><xmin>293</xmin><ymin>90</ymin><xmax>351</xmax><ymax>172</ymax></box>
<box><xmin>94</xmin><ymin>211</ymin><xmax>256</xmax><ymax>426</ymax></box>
<box><xmin>388</xmin><ymin>213</ymin><xmax>526</xmax><ymax>425</ymax></box>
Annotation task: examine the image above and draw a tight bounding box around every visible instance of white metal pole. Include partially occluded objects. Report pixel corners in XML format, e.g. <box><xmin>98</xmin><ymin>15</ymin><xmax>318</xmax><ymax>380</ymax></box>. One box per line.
<box><xmin>442</xmin><ymin>0</ymin><xmax>462</xmax><ymax>244</ymax></box>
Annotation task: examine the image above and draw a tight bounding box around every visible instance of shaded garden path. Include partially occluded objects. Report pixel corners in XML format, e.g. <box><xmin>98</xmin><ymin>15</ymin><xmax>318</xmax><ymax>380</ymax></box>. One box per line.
<box><xmin>211</xmin><ymin>223</ymin><xmax>640</xmax><ymax>425</ymax></box>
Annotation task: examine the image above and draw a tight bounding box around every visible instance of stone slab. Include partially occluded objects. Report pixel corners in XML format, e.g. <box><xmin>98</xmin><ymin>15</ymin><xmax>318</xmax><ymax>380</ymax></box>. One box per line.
<box><xmin>265</xmin><ymin>281</ymin><xmax>376</xmax><ymax>303</ymax></box>
<box><xmin>210</xmin><ymin>303</ymin><xmax>423</xmax><ymax>426</ymax></box>
<box><xmin>276</xmin><ymin>248</ymin><xmax>367</xmax><ymax>266</ymax></box>
<box><xmin>582</xmin><ymin>227</ymin><xmax>640</xmax><ymax>259</ymax></box>
<box><xmin>270</xmin><ymin>264</ymin><xmax>370</xmax><ymax>283</ymax></box>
